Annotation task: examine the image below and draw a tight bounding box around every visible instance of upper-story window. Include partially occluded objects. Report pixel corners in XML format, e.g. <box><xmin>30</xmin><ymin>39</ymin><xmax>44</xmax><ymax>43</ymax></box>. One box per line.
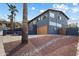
<box><xmin>41</xmin><ymin>16</ymin><xmax>43</xmax><ymax>20</ymax></box>
<box><xmin>38</xmin><ymin>18</ymin><xmax>41</xmax><ymax>21</ymax></box>
<box><xmin>60</xmin><ymin>16</ymin><xmax>62</xmax><ymax>20</ymax></box>
<box><xmin>42</xmin><ymin>15</ymin><xmax>47</xmax><ymax>20</ymax></box>
<box><xmin>49</xmin><ymin>21</ymin><xmax>62</xmax><ymax>28</ymax></box>
<box><xmin>58</xmin><ymin>16</ymin><xmax>62</xmax><ymax>20</ymax></box>
<box><xmin>41</xmin><ymin>13</ymin><xmax>48</xmax><ymax>20</ymax></box>
<box><xmin>33</xmin><ymin>20</ymin><xmax>37</xmax><ymax>24</ymax></box>
<box><xmin>50</xmin><ymin>12</ymin><xmax>55</xmax><ymax>18</ymax></box>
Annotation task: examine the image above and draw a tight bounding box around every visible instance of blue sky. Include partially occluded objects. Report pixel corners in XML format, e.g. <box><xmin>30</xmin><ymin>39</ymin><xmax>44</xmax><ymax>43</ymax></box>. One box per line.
<box><xmin>0</xmin><ymin>3</ymin><xmax>23</xmax><ymax>22</ymax></box>
<box><xmin>0</xmin><ymin>3</ymin><xmax>79</xmax><ymax>24</ymax></box>
<box><xmin>28</xmin><ymin>3</ymin><xmax>79</xmax><ymax>24</ymax></box>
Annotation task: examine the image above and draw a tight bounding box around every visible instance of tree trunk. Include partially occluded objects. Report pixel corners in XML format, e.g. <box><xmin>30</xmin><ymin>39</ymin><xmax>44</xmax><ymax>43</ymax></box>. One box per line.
<box><xmin>21</xmin><ymin>3</ymin><xmax>28</xmax><ymax>44</ymax></box>
<box><xmin>10</xmin><ymin>13</ymin><xmax>14</xmax><ymax>34</ymax></box>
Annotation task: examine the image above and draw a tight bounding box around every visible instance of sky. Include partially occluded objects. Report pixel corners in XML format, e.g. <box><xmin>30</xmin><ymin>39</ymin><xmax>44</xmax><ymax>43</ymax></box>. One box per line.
<box><xmin>0</xmin><ymin>3</ymin><xmax>79</xmax><ymax>24</ymax></box>
<box><xmin>28</xmin><ymin>3</ymin><xmax>79</xmax><ymax>24</ymax></box>
<box><xmin>0</xmin><ymin>3</ymin><xmax>23</xmax><ymax>22</ymax></box>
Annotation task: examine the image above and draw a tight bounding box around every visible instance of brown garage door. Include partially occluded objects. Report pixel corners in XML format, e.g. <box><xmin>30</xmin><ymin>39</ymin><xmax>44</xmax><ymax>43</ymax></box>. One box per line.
<box><xmin>37</xmin><ymin>25</ymin><xmax>48</xmax><ymax>35</ymax></box>
<box><xmin>59</xmin><ymin>28</ymin><xmax>66</xmax><ymax>35</ymax></box>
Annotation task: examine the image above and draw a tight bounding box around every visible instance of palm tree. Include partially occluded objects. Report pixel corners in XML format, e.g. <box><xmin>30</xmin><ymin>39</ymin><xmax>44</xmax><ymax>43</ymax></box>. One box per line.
<box><xmin>7</xmin><ymin>3</ymin><xmax>18</xmax><ymax>34</ymax></box>
<box><xmin>21</xmin><ymin>3</ymin><xmax>28</xmax><ymax>44</ymax></box>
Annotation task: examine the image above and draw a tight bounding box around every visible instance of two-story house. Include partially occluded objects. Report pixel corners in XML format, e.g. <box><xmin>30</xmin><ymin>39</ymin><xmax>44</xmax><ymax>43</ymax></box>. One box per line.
<box><xmin>28</xmin><ymin>9</ymin><xmax>69</xmax><ymax>35</ymax></box>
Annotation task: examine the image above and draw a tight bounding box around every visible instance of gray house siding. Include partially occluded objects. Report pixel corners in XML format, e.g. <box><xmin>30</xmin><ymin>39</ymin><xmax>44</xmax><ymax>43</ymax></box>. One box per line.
<box><xmin>37</xmin><ymin>12</ymin><xmax>49</xmax><ymax>27</ymax></box>
<box><xmin>48</xmin><ymin>25</ymin><xmax>59</xmax><ymax>34</ymax></box>
<box><xmin>48</xmin><ymin>11</ymin><xmax>68</xmax><ymax>34</ymax></box>
<box><xmin>28</xmin><ymin>24</ymin><xmax>37</xmax><ymax>35</ymax></box>
<box><xmin>28</xmin><ymin>19</ymin><xmax>37</xmax><ymax>35</ymax></box>
<box><xmin>28</xmin><ymin>9</ymin><xmax>69</xmax><ymax>35</ymax></box>
<box><xmin>48</xmin><ymin>11</ymin><xmax>68</xmax><ymax>28</ymax></box>
<box><xmin>37</xmin><ymin>18</ymin><xmax>49</xmax><ymax>28</ymax></box>
<box><xmin>29</xmin><ymin>12</ymin><xmax>49</xmax><ymax>35</ymax></box>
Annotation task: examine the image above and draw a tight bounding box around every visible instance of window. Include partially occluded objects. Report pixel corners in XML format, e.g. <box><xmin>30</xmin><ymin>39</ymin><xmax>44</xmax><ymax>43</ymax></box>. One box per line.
<box><xmin>40</xmin><ymin>14</ymin><xmax>48</xmax><ymax>20</ymax></box>
<box><xmin>58</xmin><ymin>16</ymin><xmax>62</xmax><ymax>20</ymax></box>
<box><xmin>49</xmin><ymin>21</ymin><xmax>62</xmax><ymax>28</ymax></box>
<box><xmin>42</xmin><ymin>15</ymin><xmax>47</xmax><ymax>20</ymax></box>
<box><xmin>50</xmin><ymin>13</ymin><xmax>54</xmax><ymax>18</ymax></box>
<box><xmin>59</xmin><ymin>16</ymin><xmax>61</xmax><ymax>20</ymax></box>
<box><xmin>33</xmin><ymin>20</ymin><xmax>37</xmax><ymax>24</ymax></box>
<box><xmin>38</xmin><ymin>18</ymin><xmax>41</xmax><ymax>21</ymax></box>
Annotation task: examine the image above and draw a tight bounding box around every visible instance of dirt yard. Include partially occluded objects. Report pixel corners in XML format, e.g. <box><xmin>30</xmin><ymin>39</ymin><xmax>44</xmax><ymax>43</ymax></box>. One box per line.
<box><xmin>0</xmin><ymin>35</ymin><xmax>79</xmax><ymax>56</ymax></box>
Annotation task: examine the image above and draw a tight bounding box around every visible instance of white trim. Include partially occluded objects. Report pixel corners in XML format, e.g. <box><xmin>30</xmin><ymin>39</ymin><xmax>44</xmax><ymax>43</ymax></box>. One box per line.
<box><xmin>49</xmin><ymin>21</ymin><xmax>62</xmax><ymax>28</ymax></box>
<box><xmin>50</xmin><ymin>13</ymin><xmax>55</xmax><ymax>18</ymax></box>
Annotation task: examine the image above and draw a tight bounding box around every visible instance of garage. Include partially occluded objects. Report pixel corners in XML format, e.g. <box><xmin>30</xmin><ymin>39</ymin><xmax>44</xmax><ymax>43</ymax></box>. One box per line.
<box><xmin>37</xmin><ymin>25</ymin><xmax>48</xmax><ymax>35</ymax></box>
<box><xmin>59</xmin><ymin>28</ymin><xmax>66</xmax><ymax>35</ymax></box>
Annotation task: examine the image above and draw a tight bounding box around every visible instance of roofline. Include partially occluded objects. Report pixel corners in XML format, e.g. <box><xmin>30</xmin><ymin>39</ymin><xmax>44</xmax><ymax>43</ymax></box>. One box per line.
<box><xmin>29</xmin><ymin>9</ymin><xmax>69</xmax><ymax>23</ymax></box>
<box><xmin>28</xmin><ymin>9</ymin><xmax>49</xmax><ymax>23</ymax></box>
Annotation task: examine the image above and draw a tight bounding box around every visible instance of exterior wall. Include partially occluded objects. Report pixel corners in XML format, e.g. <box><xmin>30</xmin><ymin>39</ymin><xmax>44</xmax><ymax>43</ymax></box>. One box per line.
<box><xmin>37</xmin><ymin>12</ymin><xmax>49</xmax><ymax>28</ymax></box>
<box><xmin>37</xmin><ymin>12</ymin><xmax>49</xmax><ymax>34</ymax></box>
<box><xmin>48</xmin><ymin>11</ymin><xmax>68</xmax><ymax>27</ymax></box>
<box><xmin>48</xmin><ymin>11</ymin><xmax>68</xmax><ymax>34</ymax></box>
<box><xmin>28</xmin><ymin>10</ymin><xmax>69</xmax><ymax>35</ymax></box>
<box><xmin>0</xmin><ymin>24</ymin><xmax>6</xmax><ymax>30</ymax></box>
<box><xmin>28</xmin><ymin>12</ymin><xmax>49</xmax><ymax>35</ymax></box>
<box><xmin>28</xmin><ymin>19</ymin><xmax>37</xmax><ymax>35</ymax></box>
<box><xmin>28</xmin><ymin>24</ymin><xmax>37</xmax><ymax>35</ymax></box>
<box><xmin>37</xmin><ymin>18</ymin><xmax>49</xmax><ymax>28</ymax></box>
<box><xmin>48</xmin><ymin>25</ymin><xmax>59</xmax><ymax>34</ymax></box>
<box><xmin>0</xmin><ymin>30</ymin><xmax>3</xmax><ymax>35</ymax></box>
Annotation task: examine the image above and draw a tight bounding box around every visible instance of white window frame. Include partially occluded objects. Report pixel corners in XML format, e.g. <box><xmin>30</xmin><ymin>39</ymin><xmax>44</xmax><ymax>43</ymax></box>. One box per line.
<box><xmin>33</xmin><ymin>20</ymin><xmax>37</xmax><ymax>24</ymax></box>
<box><xmin>50</xmin><ymin>12</ymin><xmax>55</xmax><ymax>18</ymax></box>
<box><xmin>59</xmin><ymin>16</ymin><xmax>62</xmax><ymax>20</ymax></box>
<box><xmin>49</xmin><ymin>21</ymin><xmax>62</xmax><ymax>28</ymax></box>
<box><xmin>38</xmin><ymin>18</ymin><xmax>41</xmax><ymax>21</ymax></box>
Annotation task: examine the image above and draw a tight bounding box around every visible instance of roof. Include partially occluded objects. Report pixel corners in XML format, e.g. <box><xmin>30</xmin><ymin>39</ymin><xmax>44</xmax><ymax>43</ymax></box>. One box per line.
<box><xmin>29</xmin><ymin>9</ymin><xmax>69</xmax><ymax>23</ymax></box>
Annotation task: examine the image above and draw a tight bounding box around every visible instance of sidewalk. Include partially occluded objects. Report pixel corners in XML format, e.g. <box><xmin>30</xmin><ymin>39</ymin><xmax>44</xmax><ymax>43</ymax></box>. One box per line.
<box><xmin>0</xmin><ymin>36</ymin><xmax>6</xmax><ymax>56</ymax></box>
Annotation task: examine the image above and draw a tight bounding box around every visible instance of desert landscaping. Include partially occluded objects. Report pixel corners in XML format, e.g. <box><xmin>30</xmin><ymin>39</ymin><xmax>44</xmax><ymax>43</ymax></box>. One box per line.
<box><xmin>0</xmin><ymin>35</ymin><xmax>79</xmax><ymax>56</ymax></box>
